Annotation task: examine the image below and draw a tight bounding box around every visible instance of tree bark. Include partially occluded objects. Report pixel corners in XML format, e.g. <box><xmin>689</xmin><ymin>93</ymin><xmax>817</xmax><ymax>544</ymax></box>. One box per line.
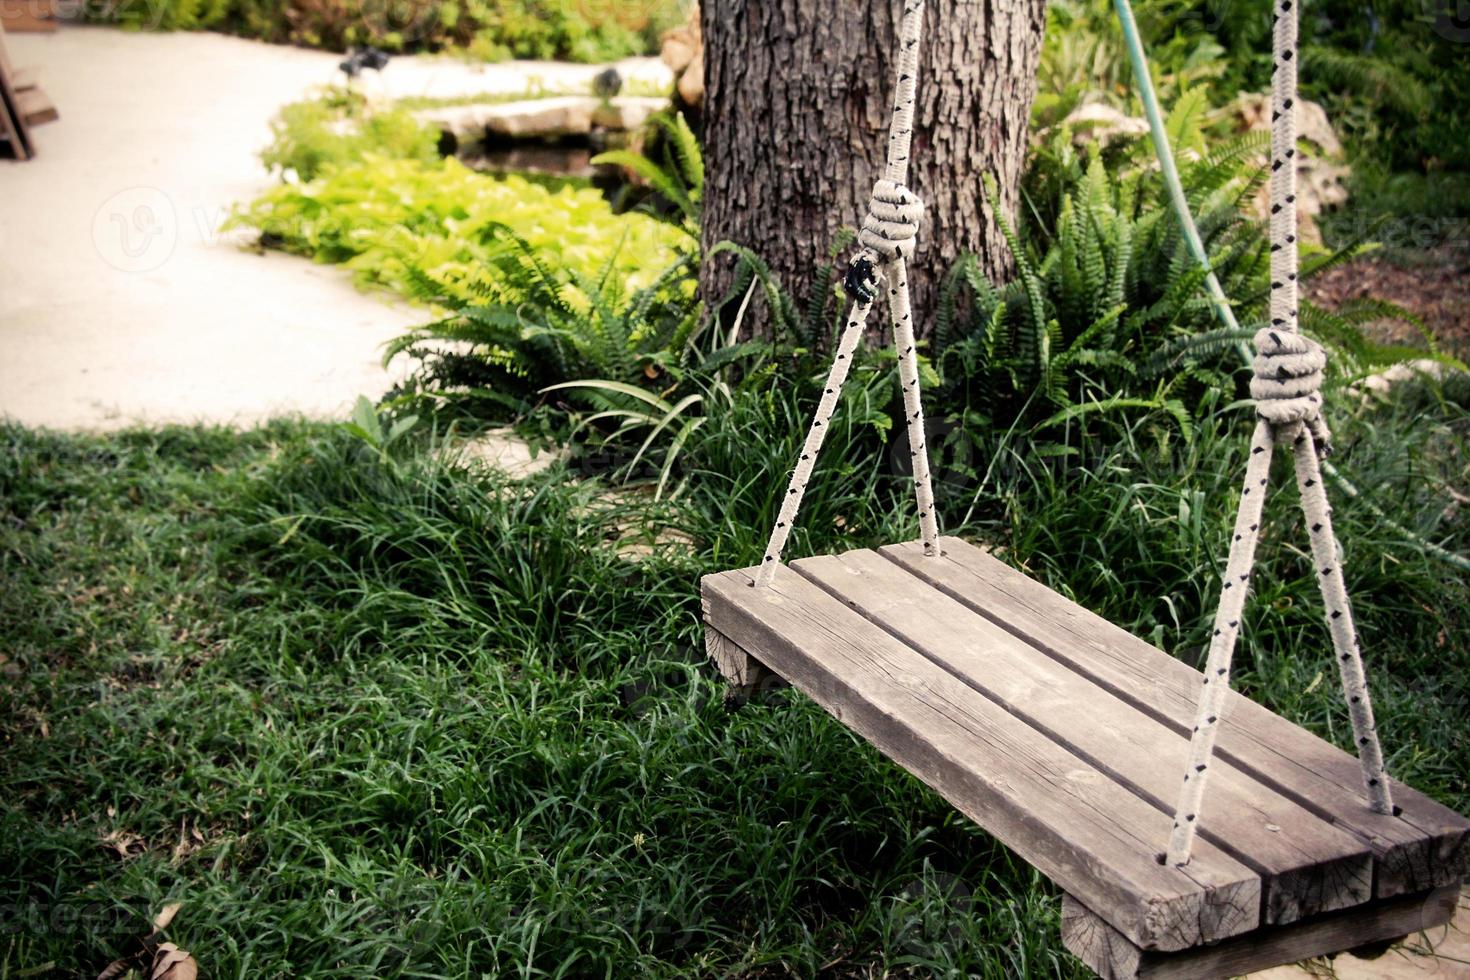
<box><xmin>700</xmin><ymin>0</ymin><xmax>1047</xmax><ymax>339</ymax></box>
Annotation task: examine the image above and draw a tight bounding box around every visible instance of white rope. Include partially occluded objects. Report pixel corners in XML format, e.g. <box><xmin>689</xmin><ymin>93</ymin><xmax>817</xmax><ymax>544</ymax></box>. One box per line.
<box><xmin>1289</xmin><ymin>426</ymin><xmax>1393</xmax><ymax>815</ymax></box>
<box><xmin>859</xmin><ymin>180</ymin><xmax>925</xmax><ymax>262</ymax></box>
<box><xmin>1165</xmin><ymin>0</ymin><xmax>1393</xmax><ymax>866</ymax></box>
<box><xmin>754</xmin><ymin>0</ymin><xmax>939</xmax><ymax>587</ymax></box>
<box><xmin>890</xmin><ymin>256</ymin><xmax>941</xmax><ymax>550</ymax></box>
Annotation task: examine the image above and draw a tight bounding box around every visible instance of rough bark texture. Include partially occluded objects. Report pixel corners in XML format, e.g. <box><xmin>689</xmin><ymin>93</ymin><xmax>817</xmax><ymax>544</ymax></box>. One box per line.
<box><xmin>700</xmin><ymin>0</ymin><xmax>1047</xmax><ymax>338</ymax></box>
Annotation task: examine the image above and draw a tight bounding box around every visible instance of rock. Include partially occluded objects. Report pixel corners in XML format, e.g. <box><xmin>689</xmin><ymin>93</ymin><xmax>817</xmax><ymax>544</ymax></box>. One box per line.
<box><xmin>661</xmin><ymin>35</ymin><xmax>695</xmax><ymax>75</ymax></box>
<box><xmin>417</xmin><ymin>95</ymin><xmax>670</xmax><ymax>146</ymax></box>
<box><xmin>660</xmin><ymin>6</ymin><xmax>699</xmax><ymax>73</ymax></box>
<box><xmin>1352</xmin><ymin>359</ymin><xmax>1449</xmax><ymax>400</ymax></box>
<box><xmin>676</xmin><ymin>50</ymin><xmax>704</xmax><ymax>108</ymax></box>
<box><xmin>1231</xmin><ymin>92</ymin><xmax>1342</xmax><ymax>157</ymax></box>
<box><xmin>444</xmin><ymin>430</ymin><xmax>559</xmax><ymax>479</ymax></box>
<box><xmin>662</xmin><ymin>3</ymin><xmax>703</xmax><ymax>110</ymax></box>
<box><xmin>1060</xmin><ymin>102</ymin><xmax>1150</xmax><ymax>147</ymax></box>
<box><xmin>591</xmin><ymin>96</ymin><xmax>669</xmax><ymax>131</ymax></box>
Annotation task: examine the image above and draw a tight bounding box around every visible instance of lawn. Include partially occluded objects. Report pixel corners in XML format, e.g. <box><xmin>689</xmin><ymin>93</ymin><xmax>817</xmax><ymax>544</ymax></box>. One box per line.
<box><xmin>2</xmin><ymin>378</ymin><xmax>1466</xmax><ymax>975</ymax></box>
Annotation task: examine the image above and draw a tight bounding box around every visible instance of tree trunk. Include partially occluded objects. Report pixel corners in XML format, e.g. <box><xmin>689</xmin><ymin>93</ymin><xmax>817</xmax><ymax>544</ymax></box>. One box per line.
<box><xmin>699</xmin><ymin>0</ymin><xmax>1047</xmax><ymax>339</ymax></box>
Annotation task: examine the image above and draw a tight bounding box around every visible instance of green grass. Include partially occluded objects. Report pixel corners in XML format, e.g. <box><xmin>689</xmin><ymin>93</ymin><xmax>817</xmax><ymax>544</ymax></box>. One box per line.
<box><xmin>1</xmin><ymin>378</ymin><xmax>1466</xmax><ymax>976</ymax></box>
<box><xmin>0</xmin><ymin>418</ymin><xmax>1077</xmax><ymax>977</ymax></box>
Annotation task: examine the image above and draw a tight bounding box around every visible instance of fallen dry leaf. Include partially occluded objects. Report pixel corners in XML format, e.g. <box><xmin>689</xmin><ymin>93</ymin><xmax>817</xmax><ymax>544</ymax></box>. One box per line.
<box><xmin>100</xmin><ymin>829</ymin><xmax>147</xmax><ymax>860</ymax></box>
<box><xmin>95</xmin><ymin>905</ymin><xmax>195</xmax><ymax>980</ymax></box>
<box><xmin>149</xmin><ymin>943</ymin><xmax>197</xmax><ymax>980</ymax></box>
<box><xmin>152</xmin><ymin>902</ymin><xmax>183</xmax><ymax>931</ymax></box>
<box><xmin>96</xmin><ymin>957</ymin><xmax>132</xmax><ymax>980</ymax></box>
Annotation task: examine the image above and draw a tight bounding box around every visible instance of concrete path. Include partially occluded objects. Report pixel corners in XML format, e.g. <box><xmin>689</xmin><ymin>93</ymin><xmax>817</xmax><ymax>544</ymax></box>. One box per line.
<box><xmin>0</xmin><ymin>27</ymin><xmax>669</xmax><ymax>431</ymax></box>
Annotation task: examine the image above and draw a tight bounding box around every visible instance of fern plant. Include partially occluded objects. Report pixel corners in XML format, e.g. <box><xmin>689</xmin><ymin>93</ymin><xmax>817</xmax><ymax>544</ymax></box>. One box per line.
<box><xmin>385</xmin><ymin>225</ymin><xmax>699</xmax><ymax>418</ymax></box>
<box><xmin>540</xmin><ymin>235</ymin><xmax>875</xmax><ymax>498</ymax></box>
<box><xmin>592</xmin><ymin>112</ymin><xmax>704</xmax><ymax>239</ymax></box>
<box><xmin>937</xmin><ymin>133</ymin><xmax>1258</xmax><ymax>453</ymax></box>
<box><xmin>940</xmin><ymin>117</ymin><xmax>1459</xmax><ymax>473</ymax></box>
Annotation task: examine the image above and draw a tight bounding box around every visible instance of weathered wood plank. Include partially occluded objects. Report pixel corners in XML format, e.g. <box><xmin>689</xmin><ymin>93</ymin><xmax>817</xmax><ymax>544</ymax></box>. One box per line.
<box><xmin>883</xmin><ymin>537</ymin><xmax>1470</xmax><ymax>899</ymax></box>
<box><xmin>703</xmin><ymin>626</ymin><xmax>786</xmax><ymax>704</ymax></box>
<box><xmin>0</xmin><ymin>39</ymin><xmax>31</xmax><ymax>161</ymax></box>
<box><xmin>1062</xmin><ymin>884</ymin><xmax>1462</xmax><ymax>979</ymax></box>
<box><xmin>702</xmin><ymin>566</ymin><xmax>1261</xmax><ymax>951</ymax></box>
<box><xmin>793</xmin><ymin>549</ymin><xmax>1372</xmax><ymax>925</ymax></box>
<box><xmin>14</xmin><ymin>86</ymin><xmax>55</xmax><ymax>126</ymax></box>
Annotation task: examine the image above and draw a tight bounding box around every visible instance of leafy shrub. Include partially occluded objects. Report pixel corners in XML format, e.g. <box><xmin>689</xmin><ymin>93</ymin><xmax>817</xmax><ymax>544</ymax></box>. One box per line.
<box><xmin>1036</xmin><ymin>0</ymin><xmax>1230</xmax><ymax>129</ymax></box>
<box><xmin>1039</xmin><ymin>0</ymin><xmax>1470</xmax><ymax>239</ymax></box>
<box><xmin>231</xmin><ymin>157</ymin><xmax>689</xmax><ymax>299</ymax></box>
<box><xmin>931</xmin><ymin>112</ymin><xmax>1459</xmax><ymax>474</ymax></box>
<box><xmin>593</xmin><ymin>111</ymin><xmax>704</xmax><ymax>234</ymax></box>
<box><xmin>460</xmin><ymin>0</ymin><xmax>684</xmax><ymax>63</ymax></box>
<box><xmin>386</xmin><ymin>234</ymin><xmax>700</xmax><ymax>419</ymax></box>
<box><xmin>934</xmin><ymin>122</ymin><xmax>1264</xmax><ymax>452</ymax></box>
<box><xmin>259</xmin><ymin>89</ymin><xmax>439</xmax><ymax>181</ymax></box>
<box><xmin>89</xmin><ymin>0</ymin><xmax>688</xmax><ymax>62</ymax></box>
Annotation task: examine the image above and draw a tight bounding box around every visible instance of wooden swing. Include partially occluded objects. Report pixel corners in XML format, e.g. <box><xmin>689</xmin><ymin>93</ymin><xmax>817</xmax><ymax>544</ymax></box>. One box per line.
<box><xmin>701</xmin><ymin>2</ymin><xmax>1470</xmax><ymax>976</ymax></box>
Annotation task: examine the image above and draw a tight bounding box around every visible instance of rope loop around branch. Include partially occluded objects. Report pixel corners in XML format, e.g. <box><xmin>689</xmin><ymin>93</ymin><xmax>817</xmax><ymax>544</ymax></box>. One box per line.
<box><xmin>1251</xmin><ymin>326</ymin><xmax>1331</xmax><ymax>451</ymax></box>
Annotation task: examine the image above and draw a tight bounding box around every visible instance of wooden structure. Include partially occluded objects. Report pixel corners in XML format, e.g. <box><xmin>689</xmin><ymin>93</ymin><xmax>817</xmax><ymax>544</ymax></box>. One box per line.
<box><xmin>0</xmin><ymin>19</ymin><xmax>57</xmax><ymax>160</ymax></box>
<box><xmin>702</xmin><ymin>537</ymin><xmax>1470</xmax><ymax>977</ymax></box>
<box><xmin>0</xmin><ymin>0</ymin><xmax>60</xmax><ymax>33</ymax></box>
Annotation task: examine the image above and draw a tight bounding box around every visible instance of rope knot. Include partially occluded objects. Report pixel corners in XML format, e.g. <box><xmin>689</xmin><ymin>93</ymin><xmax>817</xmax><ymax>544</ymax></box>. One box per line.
<box><xmin>1251</xmin><ymin>328</ymin><xmax>1331</xmax><ymax>450</ymax></box>
<box><xmin>859</xmin><ymin>180</ymin><xmax>924</xmax><ymax>263</ymax></box>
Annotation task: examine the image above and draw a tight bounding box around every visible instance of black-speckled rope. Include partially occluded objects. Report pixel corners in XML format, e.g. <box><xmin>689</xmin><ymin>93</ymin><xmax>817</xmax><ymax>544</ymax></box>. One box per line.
<box><xmin>754</xmin><ymin>0</ymin><xmax>939</xmax><ymax>588</ymax></box>
<box><xmin>1165</xmin><ymin>0</ymin><xmax>1394</xmax><ymax>867</ymax></box>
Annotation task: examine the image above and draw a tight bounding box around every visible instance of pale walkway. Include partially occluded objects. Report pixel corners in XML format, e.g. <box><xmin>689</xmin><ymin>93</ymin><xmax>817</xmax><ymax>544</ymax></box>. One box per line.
<box><xmin>0</xmin><ymin>27</ymin><xmax>669</xmax><ymax>430</ymax></box>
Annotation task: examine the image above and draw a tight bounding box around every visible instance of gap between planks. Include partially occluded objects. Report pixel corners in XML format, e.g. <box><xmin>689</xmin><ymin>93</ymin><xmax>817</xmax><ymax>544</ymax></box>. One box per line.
<box><xmin>882</xmin><ymin>536</ymin><xmax>1470</xmax><ymax>900</ymax></box>
<box><xmin>702</xmin><ymin>566</ymin><xmax>1262</xmax><ymax>952</ymax></box>
<box><xmin>789</xmin><ymin>547</ymin><xmax>1372</xmax><ymax>927</ymax></box>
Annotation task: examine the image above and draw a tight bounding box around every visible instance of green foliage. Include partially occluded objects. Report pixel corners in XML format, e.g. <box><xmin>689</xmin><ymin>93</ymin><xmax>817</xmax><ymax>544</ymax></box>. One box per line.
<box><xmin>1</xmin><ymin>371</ymin><xmax>1467</xmax><ymax>975</ymax></box>
<box><xmin>90</xmin><ymin>0</ymin><xmax>688</xmax><ymax>61</ymax></box>
<box><xmin>1035</xmin><ymin>0</ymin><xmax>1230</xmax><ymax>128</ymax></box>
<box><xmin>1041</xmin><ymin>0</ymin><xmax>1470</xmax><ymax>231</ymax></box>
<box><xmin>593</xmin><ymin>111</ymin><xmax>705</xmax><ymax>235</ymax></box>
<box><xmin>460</xmin><ymin>0</ymin><xmax>686</xmax><ymax>63</ymax></box>
<box><xmin>385</xmin><ymin>228</ymin><xmax>877</xmax><ymax>498</ymax></box>
<box><xmin>0</xmin><ymin>420</ymin><xmax>1085</xmax><ymax>977</ymax></box>
<box><xmin>102</xmin><ymin>0</ymin><xmax>233</xmax><ymax>31</ymax></box>
<box><xmin>937</xmin><ymin>130</ymin><xmax>1266</xmax><ymax>454</ymax></box>
<box><xmin>259</xmin><ymin>89</ymin><xmax>439</xmax><ymax>182</ymax></box>
<box><xmin>231</xmin><ymin>157</ymin><xmax>688</xmax><ymax>299</ymax></box>
<box><xmin>385</xmin><ymin>232</ymin><xmax>700</xmax><ymax>418</ymax></box>
<box><xmin>939</xmin><ymin>115</ymin><xmax>1460</xmax><ymax>474</ymax></box>
<box><xmin>342</xmin><ymin>394</ymin><xmax>420</xmax><ymax>464</ymax></box>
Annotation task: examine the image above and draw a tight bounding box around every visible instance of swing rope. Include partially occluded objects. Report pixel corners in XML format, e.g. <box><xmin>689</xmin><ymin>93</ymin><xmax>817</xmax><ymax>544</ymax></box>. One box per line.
<box><xmin>1163</xmin><ymin>0</ymin><xmax>1394</xmax><ymax>866</ymax></box>
<box><xmin>753</xmin><ymin>0</ymin><xmax>939</xmax><ymax>589</ymax></box>
<box><xmin>752</xmin><ymin>0</ymin><xmax>1395</xmax><ymax>868</ymax></box>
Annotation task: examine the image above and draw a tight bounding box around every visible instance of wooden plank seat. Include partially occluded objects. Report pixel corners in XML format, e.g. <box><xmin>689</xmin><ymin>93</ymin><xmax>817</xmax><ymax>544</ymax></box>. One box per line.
<box><xmin>701</xmin><ymin>536</ymin><xmax>1470</xmax><ymax>970</ymax></box>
